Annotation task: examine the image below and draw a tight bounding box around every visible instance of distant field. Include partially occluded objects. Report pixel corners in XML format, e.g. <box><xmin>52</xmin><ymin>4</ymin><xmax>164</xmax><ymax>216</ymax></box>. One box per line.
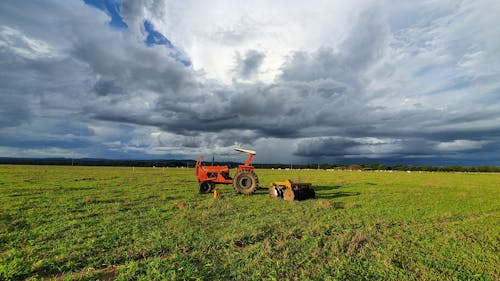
<box><xmin>0</xmin><ymin>165</ymin><xmax>498</xmax><ymax>280</ymax></box>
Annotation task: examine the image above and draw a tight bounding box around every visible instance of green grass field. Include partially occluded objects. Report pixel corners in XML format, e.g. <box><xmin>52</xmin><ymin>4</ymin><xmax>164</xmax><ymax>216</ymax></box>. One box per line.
<box><xmin>0</xmin><ymin>165</ymin><xmax>498</xmax><ymax>280</ymax></box>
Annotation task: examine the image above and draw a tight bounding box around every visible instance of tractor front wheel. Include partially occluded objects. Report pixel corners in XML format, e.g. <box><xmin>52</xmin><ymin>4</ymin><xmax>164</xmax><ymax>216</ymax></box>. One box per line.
<box><xmin>233</xmin><ymin>170</ymin><xmax>259</xmax><ymax>195</ymax></box>
<box><xmin>199</xmin><ymin>181</ymin><xmax>214</xmax><ymax>194</ymax></box>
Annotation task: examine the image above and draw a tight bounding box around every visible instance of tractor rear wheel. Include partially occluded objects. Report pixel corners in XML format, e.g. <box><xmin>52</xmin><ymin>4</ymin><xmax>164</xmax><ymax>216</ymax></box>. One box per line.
<box><xmin>233</xmin><ymin>170</ymin><xmax>259</xmax><ymax>195</ymax></box>
<box><xmin>199</xmin><ymin>181</ymin><xmax>214</xmax><ymax>194</ymax></box>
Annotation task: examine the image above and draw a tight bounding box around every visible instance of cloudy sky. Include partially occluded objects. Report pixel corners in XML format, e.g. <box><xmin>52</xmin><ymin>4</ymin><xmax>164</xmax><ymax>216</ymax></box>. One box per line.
<box><xmin>1</xmin><ymin>0</ymin><xmax>499</xmax><ymax>165</ymax></box>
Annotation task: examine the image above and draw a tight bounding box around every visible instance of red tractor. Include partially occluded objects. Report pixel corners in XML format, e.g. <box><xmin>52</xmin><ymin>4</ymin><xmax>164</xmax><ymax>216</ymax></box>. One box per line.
<box><xmin>195</xmin><ymin>148</ymin><xmax>259</xmax><ymax>195</ymax></box>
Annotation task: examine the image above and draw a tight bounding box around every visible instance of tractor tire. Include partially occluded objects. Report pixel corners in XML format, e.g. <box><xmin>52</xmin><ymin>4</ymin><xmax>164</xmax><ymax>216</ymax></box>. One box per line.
<box><xmin>209</xmin><ymin>182</ymin><xmax>215</xmax><ymax>192</ymax></box>
<box><xmin>199</xmin><ymin>181</ymin><xmax>214</xmax><ymax>194</ymax></box>
<box><xmin>233</xmin><ymin>170</ymin><xmax>259</xmax><ymax>195</ymax></box>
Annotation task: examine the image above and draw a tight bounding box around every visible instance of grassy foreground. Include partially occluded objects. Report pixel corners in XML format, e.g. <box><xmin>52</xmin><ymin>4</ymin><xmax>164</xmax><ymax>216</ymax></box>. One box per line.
<box><xmin>0</xmin><ymin>165</ymin><xmax>498</xmax><ymax>280</ymax></box>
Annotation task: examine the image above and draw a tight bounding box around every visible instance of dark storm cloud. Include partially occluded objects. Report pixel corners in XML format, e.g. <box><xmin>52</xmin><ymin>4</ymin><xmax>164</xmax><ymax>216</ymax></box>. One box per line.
<box><xmin>294</xmin><ymin>137</ymin><xmax>438</xmax><ymax>158</ymax></box>
<box><xmin>71</xmin><ymin>33</ymin><xmax>194</xmax><ymax>95</ymax></box>
<box><xmin>0</xmin><ymin>0</ymin><xmax>499</xmax><ymax>164</ymax></box>
<box><xmin>93</xmin><ymin>79</ymin><xmax>123</xmax><ymax>96</ymax></box>
<box><xmin>0</xmin><ymin>7</ymin><xmax>435</xmax><ymax>134</ymax></box>
<box><xmin>295</xmin><ymin>137</ymin><xmax>361</xmax><ymax>157</ymax></box>
<box><xmin>0</xmin><ymin>1</ymin><xmax>403</xmax><ymax>143</ymax></box>
<box><xmin>0</xmin><ymin>94</ymin><xmax>31</xmax><ymax>128</ymax></box>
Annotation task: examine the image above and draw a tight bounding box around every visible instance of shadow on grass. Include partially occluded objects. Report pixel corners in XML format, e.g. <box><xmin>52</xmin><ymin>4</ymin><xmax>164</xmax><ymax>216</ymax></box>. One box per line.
<box><xmin>313</xmin><ymin>185</ymin><xmax>342</xmax><ymax>191</ymax></box>
<box><xmin>314</xmin><ymin>185</ymin><xmax>361</xmax><ymax>200</ymax></box>
<box><xmin>250</xmin><ymin>185</ymin><xmax>360</xmax><ymax>201</ymax></box>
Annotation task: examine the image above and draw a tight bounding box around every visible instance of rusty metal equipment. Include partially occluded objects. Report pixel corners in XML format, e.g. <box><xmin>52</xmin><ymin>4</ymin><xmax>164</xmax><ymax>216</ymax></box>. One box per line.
<box><xmin>195</xmin><ymin>148</ymin><xmax>259</xmax><ymax>195</ymax></box>
<box><xmin>269</xmin><ymin>179</ymin><xmax>315</xmax><ymax>201</ymax></box>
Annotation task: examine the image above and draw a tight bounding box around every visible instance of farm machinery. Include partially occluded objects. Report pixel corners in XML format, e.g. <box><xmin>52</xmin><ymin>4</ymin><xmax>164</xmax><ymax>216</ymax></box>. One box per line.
<box><xmin>195</xmin><ymin>148</ymin><xmax>259</xmax><ymax>194</ymax></box>
<box><xmin>269</xmin><ymin>179</ymin><xmax>316</xmax><ymax>201</ymax></box>
<box><xmin>195</xmin><ymin>148</ymin><xmax>316</xmax><ymax>200</ymax></box>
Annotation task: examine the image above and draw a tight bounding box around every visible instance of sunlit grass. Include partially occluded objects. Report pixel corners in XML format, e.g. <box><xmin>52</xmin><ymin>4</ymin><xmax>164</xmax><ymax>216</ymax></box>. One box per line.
<box><xmin>0</xmin><ymin>165</ymin><xmax>498</xmax><ymax>280</ymax></box>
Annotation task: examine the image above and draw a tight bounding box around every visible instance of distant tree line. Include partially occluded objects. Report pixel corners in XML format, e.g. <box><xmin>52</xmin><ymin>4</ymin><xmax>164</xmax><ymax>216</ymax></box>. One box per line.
<box><xmin>0</xmin><ymin>158</ymin><xmax>199</xmax><ymax>168</ymax></box>
<box><xmin>1</xmin><ymin>157</ymin><xmax>499</xmax><ymax>172</ymax></box>
<box><xmin>243</xmin><ymin>163</ymin><xmax>500</xmax><ymax>172</ymax></box>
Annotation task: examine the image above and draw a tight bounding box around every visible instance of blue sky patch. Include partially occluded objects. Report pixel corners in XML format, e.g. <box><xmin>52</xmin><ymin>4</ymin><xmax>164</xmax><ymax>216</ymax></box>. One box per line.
<box><xmin>144</xmin><ymin>20</ymin><xmax>192</xmax><ymax>67</ymax></box>
<box><xmin>144</xmin><ymin>20</ymin><xmax>174</xmax><ymax>48</ymax></box>
<box><xmin>84</xmin><ymin>0</ymin><xmax>128</xmax><ymax>29</ymax></box>
<box><xmin>83</xmin><ymin>0</ymin><xmax>191</xmax><ymax>67</ymax></box>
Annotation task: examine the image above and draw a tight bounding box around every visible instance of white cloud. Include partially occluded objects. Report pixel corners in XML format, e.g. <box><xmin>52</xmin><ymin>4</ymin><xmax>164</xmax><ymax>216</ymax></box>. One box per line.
<box><xmin>128</xmin><ymin>0</ymin><xmax>368</xmax><ymax>83</ymax></box>
<box><xmin>435</xmin><ymin>140</ymin><xmax>489</xmax><ymax>152</ymax></box>
<box><xmin>0</xmin><ymin>0</ymin><xmax>499</xmax><ymax>165</ymax></box>
<box><xmin>0</xmin><ymin>26</ymin><xmax>56</xmax><ymax>59</ymax></box>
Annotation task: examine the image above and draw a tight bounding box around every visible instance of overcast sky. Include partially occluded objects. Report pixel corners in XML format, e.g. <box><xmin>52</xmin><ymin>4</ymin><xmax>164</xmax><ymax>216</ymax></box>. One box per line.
<box><xmin>1</xmin><ymin>0</ymin><xmax>499</xmax><ymax>165</ymax></box>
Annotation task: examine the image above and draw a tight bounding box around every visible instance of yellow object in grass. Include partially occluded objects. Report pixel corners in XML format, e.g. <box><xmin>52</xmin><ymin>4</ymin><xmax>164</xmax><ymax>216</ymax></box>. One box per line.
<box><xmin>214</xmin><ymin>189</ymin><xmax>220</xmax><ymax>199</ymax></box>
